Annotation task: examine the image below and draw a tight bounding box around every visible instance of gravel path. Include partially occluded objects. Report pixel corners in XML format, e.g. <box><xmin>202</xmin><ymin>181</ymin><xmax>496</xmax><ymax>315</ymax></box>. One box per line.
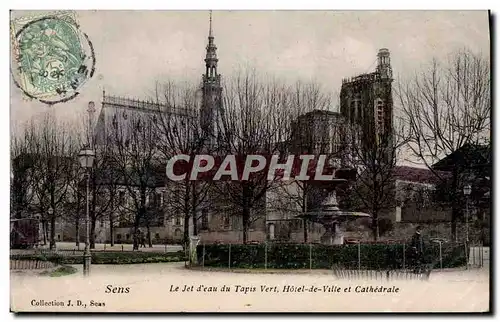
<box><xmin>10</xmin><ymin>263</ymin><xmax>489</xmax><ymax>312</ymax></box>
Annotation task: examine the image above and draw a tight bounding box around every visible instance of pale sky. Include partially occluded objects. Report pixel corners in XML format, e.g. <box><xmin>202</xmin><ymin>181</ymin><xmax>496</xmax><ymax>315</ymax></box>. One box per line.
<box><xmin>10</xmin><ymin>10</ymin><xmax>490</xmax><ymax>130</ymax></box>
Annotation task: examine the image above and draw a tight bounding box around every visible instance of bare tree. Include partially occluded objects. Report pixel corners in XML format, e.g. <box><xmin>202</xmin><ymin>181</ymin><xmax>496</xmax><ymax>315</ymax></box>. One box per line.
<box><xmin>396</xmin><ymin>49</ymin><xmax>490</xmax><ymax>241</ymax></box>
<box><xmin>271</xmin><ymin>81</ymin><xmax>339</xmax><ymax>242</ymax></box>
<box><xmin>102</xmin><ymin>152</ymin><xmax>123</xmax><ymax>247</ymax></box>
<box><xmin>109</xmin><ymin>110</ymin><xmax>162</xmax><ymax>250</ymax></box>
<box><xmin>64</xmin><ymin>155</ymin><xmax>86</xmax><ymax>247</ymax></box>
<box><xmin>10</xmin><ymin>122</ymin><xmax>38</xmax><ymax>220</ymax></box>
<box><xmin>152</xmin><ymin>80</ymin><xmax>212</xmax><ymax>246</ymax></box>
<box><xmin>86</xmin><ymin>131</ymin><xmax>125</xmax><ymax>249</ymax></box>
<box><xmin>341</xmin><ymin>114</ymin><xmax>409</xmax><ymax>240</ymax></box>
<box><xmin>28</xmin><ymin>114</ymin><xmax>79</xmax><ymax>249</ymax></box>
<box><xmin>214</xmin><ymin>70</ymin><xmax>297</xmax><ymax>244</ymax></box>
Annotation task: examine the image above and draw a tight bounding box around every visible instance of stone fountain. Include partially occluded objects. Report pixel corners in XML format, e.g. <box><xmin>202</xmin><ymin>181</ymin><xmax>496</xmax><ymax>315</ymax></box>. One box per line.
<box><xmin>297</xmin><ymin>174</ymin><xmax>371</xmax><ymax>245</ymax></box>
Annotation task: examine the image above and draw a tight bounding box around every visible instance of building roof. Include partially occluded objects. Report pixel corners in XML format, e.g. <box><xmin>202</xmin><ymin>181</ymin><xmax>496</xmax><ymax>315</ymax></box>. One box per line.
<box><xmin>392</xmin><ymin>166</ymin><xmax>450</xmax><ymax>185</ymax></box>
<box><xmin>432</xmin><ymin>144</ymin><xmax>491</xmax><ymax>172</ymax></box>
<box><xmin>102</xmin><ymin>94</ymin><xmax>196</xmax><ymax>117</ymax></box>
<box><xmin>341</xmin><ymin>72</ymin><xmax>380</xmax><ymax>86</ymax></box>
<box><xmin>95</xmin><ymin>164</ymin><xmax>166</xmax><ymax>188</ymax></box>
<box><xmin>298</xmin><ymin>109</ymin><xmax>341</xmax><ymax>118</ymax></box>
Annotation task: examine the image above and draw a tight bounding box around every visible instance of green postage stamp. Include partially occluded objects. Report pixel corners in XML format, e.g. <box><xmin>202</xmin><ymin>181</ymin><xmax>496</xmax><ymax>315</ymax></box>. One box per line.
<box><xmin>10</xmin><ymin>11</ymin><xmax>95</xmax><ymax>104</ymax></box>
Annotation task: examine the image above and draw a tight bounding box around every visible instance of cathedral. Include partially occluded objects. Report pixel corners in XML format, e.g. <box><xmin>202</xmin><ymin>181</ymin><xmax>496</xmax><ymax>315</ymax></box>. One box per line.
<box><xmin>340</xmin><ymin>48</ymin><xmax>394</xmax><ymax>164</ymax></box>
<box><xmin>94</xmin><ymin>12</ymin><xmax>221</xmax><ymax>149</ymax></box>
<box><xmin>56</xmin><ymin>13</ymin><xmax>396</xmax><ymax>245</ymax></box>
<box><xmin>49</xmin><ymin>13</ymin><xmax>226</xmax><ymax>245</ymax></box>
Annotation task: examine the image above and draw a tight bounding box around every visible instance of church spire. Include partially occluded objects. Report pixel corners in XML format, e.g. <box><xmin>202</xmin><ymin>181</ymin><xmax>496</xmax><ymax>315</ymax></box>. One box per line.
<box><xmin>204</xmin><ymin>10</ymin><xmax>218</xmax><ymax>80</ymax></box>
<box><xmin>201</xmin><ymin>10</ymin><xmax>222</xmax><ymax>146</ymax></box>
<box><xmin>209</xmin><ymin>10</ymin><xmax>213</xmax><ymax>38</ymax></box>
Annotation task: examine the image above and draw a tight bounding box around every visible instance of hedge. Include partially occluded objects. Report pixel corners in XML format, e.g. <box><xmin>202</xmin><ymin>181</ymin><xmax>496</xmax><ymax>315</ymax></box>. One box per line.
<box><xmin>196</xmin><ymin>243</ymin><xmax>466</xmax><ymax>270</ymax></box>
<box><xmin>10</xmin><ymin>250</ymin><xmax>186</xmax><ymax>265</ymax></box>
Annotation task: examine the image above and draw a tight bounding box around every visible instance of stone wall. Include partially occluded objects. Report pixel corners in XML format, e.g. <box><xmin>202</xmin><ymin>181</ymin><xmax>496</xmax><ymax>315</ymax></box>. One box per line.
<box><xmin>400</xmin><ymin>206</ymin><xmax>452</xmax><ymax>222</ymax></box>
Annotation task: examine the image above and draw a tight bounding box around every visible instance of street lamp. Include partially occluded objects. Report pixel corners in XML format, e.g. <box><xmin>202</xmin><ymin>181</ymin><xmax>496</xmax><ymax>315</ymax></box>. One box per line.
<box><xmin>78</xmin><ymin>147</ymin><xmax>95</xmax><ymax>276</ymax></box>
<box><xmin>463</xmin><ymin>185</ymin><xmax>472</xmax><ymax>244</ymax></box>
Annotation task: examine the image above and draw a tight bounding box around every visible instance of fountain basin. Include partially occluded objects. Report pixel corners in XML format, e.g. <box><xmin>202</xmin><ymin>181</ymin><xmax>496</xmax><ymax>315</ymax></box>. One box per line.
<box><xmin>296</xmin><ymin>186</ymin><xmax>371</xmax><ymax>245</ymax></box>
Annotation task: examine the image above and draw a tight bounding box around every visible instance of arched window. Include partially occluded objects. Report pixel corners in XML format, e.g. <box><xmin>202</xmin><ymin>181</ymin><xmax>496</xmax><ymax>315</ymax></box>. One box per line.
<box><xmin>375</xmin><ymin>98</ymin><xmax>385</xmax><ymax>134</ymax></box>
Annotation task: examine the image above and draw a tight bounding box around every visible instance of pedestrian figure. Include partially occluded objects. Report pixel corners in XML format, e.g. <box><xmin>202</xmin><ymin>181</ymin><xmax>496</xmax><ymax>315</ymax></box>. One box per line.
<box><xmin>135</xmin><ymin>229</ymin><xmax>141</xmax><ymax>249</ymax></box>
<box><xmin>410</xmin><ymin>226</ymin><xmax>425</xmax><ymax>274</ymax></box>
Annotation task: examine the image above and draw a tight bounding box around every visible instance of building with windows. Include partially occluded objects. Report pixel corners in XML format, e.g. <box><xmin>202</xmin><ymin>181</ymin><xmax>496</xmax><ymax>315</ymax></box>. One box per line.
<box><xmin>340</xmin><ymin>48</ymin><xmax>394</xmax><ymax>164</ymax></box>
<box><xmin>21</xmin><ymin>23</ymin><xmax>435</xmax><ymax>246</ymax></box>
<box><xmin>290</xmin><ymin>109</ymin><xmax>348</xmax><ymax>162</ymax></box>
<box><xmin>200</xmin><ymin>12</ymin><xmax>223</xmax><ymax>146</ymax></box>
<box><xmin>87</xmin><ymin>12</ymin><xmax>225</xmax><ymax>245</ymax></box>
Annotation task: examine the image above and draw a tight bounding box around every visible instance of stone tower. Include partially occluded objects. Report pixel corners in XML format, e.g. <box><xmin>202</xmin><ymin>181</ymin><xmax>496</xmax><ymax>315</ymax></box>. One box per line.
<box><xmin>200</xmin><ymin>10</ymin><xmax>223</xmax><ymax>145</ymax></box>
<box><xmin>376</xmin><ymin>48</ymin><xmax>392</xmax><ymax>80</ymax></box>
<box><xmin>340</xmin><ymin>48</ymin><xmax>394</xmax><ymax>165</ymax></box>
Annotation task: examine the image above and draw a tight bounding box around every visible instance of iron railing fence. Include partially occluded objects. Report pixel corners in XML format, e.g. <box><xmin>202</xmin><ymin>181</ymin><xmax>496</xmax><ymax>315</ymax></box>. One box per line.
<box><xmin>195</xmin><ymin>241</ymin><xmax>485</xmax><ymax>273</ymax></box>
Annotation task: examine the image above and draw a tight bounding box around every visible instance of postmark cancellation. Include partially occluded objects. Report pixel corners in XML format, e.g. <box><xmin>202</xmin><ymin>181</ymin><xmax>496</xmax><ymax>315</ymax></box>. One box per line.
<box><xmin>10</xmin><ymin>11</ymin><xmax>95</xmax><ymax>104</ymax></box>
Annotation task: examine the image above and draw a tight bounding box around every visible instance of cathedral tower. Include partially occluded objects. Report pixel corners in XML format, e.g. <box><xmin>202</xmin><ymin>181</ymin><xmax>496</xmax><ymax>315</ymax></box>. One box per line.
<box><xmin>200</xmin><ymin>10</ymin><xmax>223</xmax><ymax>143</ymax></box>
<box><xmin>340</xmin><ymin>48</ymin><xmax>394</xmax><ymax>165</ymax></box>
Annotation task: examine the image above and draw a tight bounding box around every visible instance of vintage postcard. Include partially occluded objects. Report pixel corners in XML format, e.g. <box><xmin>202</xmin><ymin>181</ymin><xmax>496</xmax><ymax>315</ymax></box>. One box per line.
<box><xmin>9</xmin><ymin>10</ymin><xmax>491</xmax><ymax>313</ymax></box>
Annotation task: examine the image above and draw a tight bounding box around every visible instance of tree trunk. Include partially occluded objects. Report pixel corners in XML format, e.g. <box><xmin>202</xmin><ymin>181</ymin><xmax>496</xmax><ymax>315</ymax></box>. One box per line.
<box><xmin>451</xmin><ymin>168</ymin><xmax>459</xmax><ymax>242</ymax></box>
<box><xmin>110</xmin><ymin>214</ymin><xmax>114</xmax><ymax>247</ymax></box>
<box><xmin>242</xmin><ymin>207</ymin><xmax>250</xmax><ymax>244</ymax></box>
<box><xmin>45</xmin><ymin>222</ymin><xmax>49</xmax><ymax>245</ymax></box>
<box><xmin>302</xmin><ymin>198</ymin><xmax>308</xmax><ymax>243</ymax></box>
<box><xmin>75</xmin><ymin>218</ymin><xmax>80</xmax><ymax>248</ymax></box>
<box><xmin>90</xmin><ymin>217</ymin><xmax>96</xmax><ymax>249</ymax></box>
<box><xmin>372</xmin><ymin>177</ymin><xmax>380</xmax><ymax>241</ymax></box>
<box><xmin>49</xmin><ymin>217</ymin><xmax>56</xmax><ymax>250</ymax></box>
<box><xmin>302</xmin><ymin>184</ymin><xmax>308</xmax><ymax>243</ymax></box>
<box><xmin>110</xmin><ymin>195</ymin><xmax>115</xmax><ymax>247</ymax></box>
<box><xmin>183</xmin><ymin>211</ymin><xmax>190</xmax><ymax>249</ymax></box>
<box><xmin>192</xmin><ymin>212</ymin><xmax>198</xmax><ymax>236</ymax></box>
<box><xmin>42</xmin><ymin>220</ymin><xmax>47</xmax><ymax>245</ymax></box>
<box><xmin>183</xmin><ymin>183</ymin><xmax>191</xmax><ymax>245</ymax></box>
<box><xmin>302</xmin><ymin>219</ymin><xmax>308</xmax><ymax>243</ymax></box>
<box><xmin>146</xmin><ymin>225</ymin><xmax>152</xmax><ymax>248</ymax></box>
<box><xmin>134</xmin><ymin>188</ymin><xmax>146</xmax><ymax>251</ymax></box>
<box><xmin>372</xmin><ymin>213</ymin><xmax>379</xmax><ymax>241</ymax></box>
<box><xmin>192</xmin><ymin>182</ymin><xmax>198</xmax><ymax>236</ymax></box>
<box><xmin>451</xmin><ymin>207</ymin><xmax>459</xmax><ymax>242</ymax></box>
<box><xmin>133</xmin><ymin>215</ymin><xmax>140</xmax><ymax>251</ymax></box>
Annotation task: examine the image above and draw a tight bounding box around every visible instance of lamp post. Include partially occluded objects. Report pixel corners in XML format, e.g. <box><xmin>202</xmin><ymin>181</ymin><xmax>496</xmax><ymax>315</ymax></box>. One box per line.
<box><xmin>79</xmin><ymin>147</ymin><xmax>95</xmax><ymax>276</ymax></box>
<box><xmin>463</xmin><ymin>184</ymin><xmax>472</xmax><ymax>244</ymax></box>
